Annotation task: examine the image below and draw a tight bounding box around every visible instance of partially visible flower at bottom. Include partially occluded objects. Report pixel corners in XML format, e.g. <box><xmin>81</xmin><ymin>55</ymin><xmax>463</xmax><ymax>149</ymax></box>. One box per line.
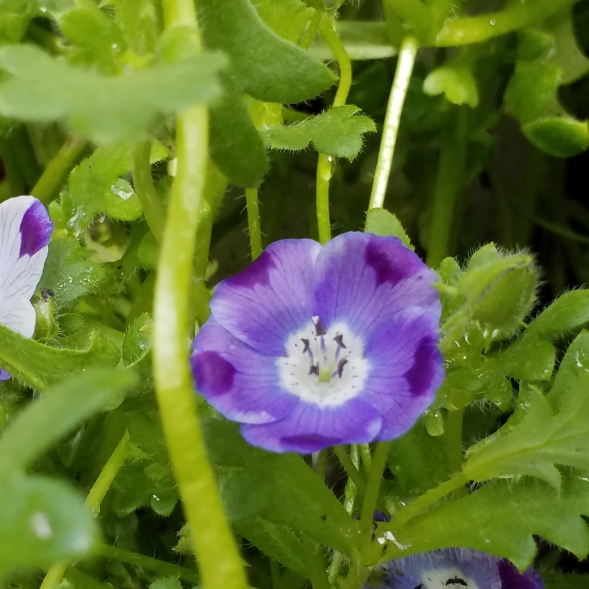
<box><xmin>191</xmin><ymin>232</ymin><xmax>444</xmax><ymax>453</ymax></box>
<box><xmin>373</xmin><ymin>548</ymin><xmax>543</xmax><ymax>589</ymax></box>
<box><xmin>0</xmin><ymin>196</ymin><xmax>53</xmax><ymax>380</ymax></box>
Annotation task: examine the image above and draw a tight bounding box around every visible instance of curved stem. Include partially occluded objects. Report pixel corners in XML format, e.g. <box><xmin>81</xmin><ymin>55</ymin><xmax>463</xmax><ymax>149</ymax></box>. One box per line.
<box><xmin>367</xmin><ymin>37</ymin><xmax>418</xmax><ymax>211</ymax></box>
<box><xmin>39</xmin><ymin>432</ymin><xmax>131</xmax><ymax>589</ymax></box>
<box><xmin>425</xmin><ymin>107</ymin><xmax>468</xmax><ymax>268</ymax></box>
<box><xmin>31</xmin><ymin>136</ymin><xmax>87</xmax><ymax>206</ymax></box>
<box><xmin>314</xmin><ymin>13</ymin><xmax>353</xmax><ymax>244</ymax></box>
<box><xmin>153</xmin><ymin>5</ymin><xmax>247</xmax><ymax>589</ymax></box>
<box><xmin>318</xmin><ymin>14</ymin><xmax>352</xmax><ymax>108</ymax></box>
<box><xmin>435</xmin><ymin>0</ymin><xmax>578</xmax><ymax>47</ymax></box>
<box><xmin>132</xmin><ymin>140</ymin><xmax>166</xmax><ymax>242</ymax></box>
<box><xmin>245</xmin><ymin>187</ymin><xmax>263</xmax><ymax>260</ymax></box>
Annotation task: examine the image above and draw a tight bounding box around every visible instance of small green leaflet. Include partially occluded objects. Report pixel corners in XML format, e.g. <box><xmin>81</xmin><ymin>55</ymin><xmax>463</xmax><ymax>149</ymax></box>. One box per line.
<box><xmin>262</xmin><ymin>106</ymin><xmax>376</xmax><ymax>160</ymax></box>
<box><xmin>0</xmin><ymin>45</ymin><xmax>226</xmax><ymax>143</ymax></box>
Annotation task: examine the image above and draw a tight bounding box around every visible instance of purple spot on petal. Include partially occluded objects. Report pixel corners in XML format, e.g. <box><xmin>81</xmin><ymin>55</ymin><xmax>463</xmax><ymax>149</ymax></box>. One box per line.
<box><xmin>19</xmin><ymin>200</ymin><xmax>53</xmax><ymax>258</ymax></box>
<box><xmin>0</xmin><ymin>368</ymin><xmax>11</xmax><ymax>381</ymax></box>
<box><xmin>498</xmin><ymin>560</ymin><xmax>544</xmax><ymax>589</ymax></box>
<box><xmin>192</xmin><ymin>351</ymin><xmax>236</xmax><ymax>397</ymax></box>
<box><xmin>229</xmin><ymin>250</ymin><xmax>276</xmax><ymax>289</ymax></box>
<box><xmin>364</xmin><ymin>240</ymin><xmax>404</xmax><ymax>287</ymax></box>
<box><xmin>280</xmin><ymin>434</ymin><xmax>341</xmax><ymax>453</ymax></box>
<box><xmin>405</xmin><ymin>338</ymin><xmax>438</xmax><ymax>397</ymax></box>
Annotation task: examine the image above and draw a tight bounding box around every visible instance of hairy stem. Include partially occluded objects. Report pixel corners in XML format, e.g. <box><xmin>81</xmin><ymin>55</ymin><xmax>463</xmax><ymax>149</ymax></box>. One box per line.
<box><xmin>32</xmin><ymin>136</ymin><xmax>88</xmax><ymax>206</ymax></box>
<box><xmin>245</xmin><ymin>187</ymin><xmax>263</xmax><ymax>260</ymax></box>
<box><xmin>153</xmin><ymin>4</ymin><xmax>247</xmax><ymax>589</ymax></box>
<box><xmin>333</xmin><ymin>445</ymin><xmax>366</xmax><ymax>492</ymax></box>
<box><xmin>367</xmin><ymin>37</ymin><xmax>418</xmax><ymax>211</ymax></box>
<box><xmin>132</xmin><ymin>140</ymin><xmax>166</xmax><ymax>242</ymax></box>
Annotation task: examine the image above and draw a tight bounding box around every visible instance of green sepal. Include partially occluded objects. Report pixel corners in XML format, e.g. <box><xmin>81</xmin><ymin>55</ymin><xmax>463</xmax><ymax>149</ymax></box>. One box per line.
<box><xmin>528</xmin><ymin>290</ymin><xmax>589</xmax><ymax>338</ymax></box>
<box><xmin>522</xmin><ymin>116</ymin><xmax>589</xmax><ymax>158</ymax></box>
<box><xmin>423</xmin><ymin>63</ymin><xmax>479</xmax><ymax>108</ymax></box>
<box><xmin>33</xmin><ymin>289</ymin><xmax>59</xmax><ymax>341</ymax></box>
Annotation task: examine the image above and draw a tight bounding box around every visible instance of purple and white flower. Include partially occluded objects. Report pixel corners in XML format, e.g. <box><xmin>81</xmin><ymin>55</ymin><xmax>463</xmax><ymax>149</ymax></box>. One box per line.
<box><xmin>0</xmin><ymin>196</ymin><xmax>53</xmax><ymax>380</ymax></box>
<box><xmin>378</xmin><ymin>548</ymin><xmax>543</xmax><ymax>589</ymax></box>
<box><xmin>191</xmin><ymin>232</ymin><xmax>443</xmax><ymax>453</ymax></box>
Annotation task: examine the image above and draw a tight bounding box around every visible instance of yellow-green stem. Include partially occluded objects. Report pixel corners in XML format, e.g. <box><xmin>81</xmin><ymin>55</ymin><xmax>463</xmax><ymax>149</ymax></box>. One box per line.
<box><xmin>31</xmin><ymin>137</ymin><xmax>87</xmax><ymax>206</ymax></box>
<box><xmin>245</xmin><ymin>187</ymin><xmax>263</xmax><ymax>260</ymax></box>
<box><xmin>153</xmin><ymin>5</ymin><xmax>247</xmax><ymax>585</ymax></box>
<box><xmin>132</xmin><ymin>140</ymin><xmax>166</xmax><ymax>242</ymax></box>
<box><xmin>367</xmin><ymin>36</ymin><xmax>418</xmax><ymax>211</ymax></box>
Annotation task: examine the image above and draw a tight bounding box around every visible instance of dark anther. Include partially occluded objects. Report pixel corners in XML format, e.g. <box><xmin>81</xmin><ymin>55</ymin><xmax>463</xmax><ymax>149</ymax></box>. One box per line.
<box><xmin>301</xmin><ymin>338</ymin><xmax>310</xmax><ymax>353</ymax></box>
<box><xmin>414</xmin><ymin>585</ymin><xmax>423</xmax><ymax>589</ymax></box>
<box><xmin>334</xmin><ymin>333</ymin><xmax>346</xmax><ymax>348</ymax></box>
<box><xmin>41</xmin><ymin>288</ymin><xmax>54</xmax><ymax>301</ymax></box>
<box><xmin>309</xmin><ymin>363</ymin><xmax>319</xmax><ymax>376</ymax></box>
<box><xmin>446</xmin><ymin>577</ymin><xmax>467</xmax><ymax>586</ymax></box>
<box><xmin>336</xmin><ymin>358</ymin><xmax>348</xmax><ymax>378</ymax></box>
<box><xmin>313</xmin><ymin>316</ymin><xmax>327</xmax><ymax>336</ymax></box>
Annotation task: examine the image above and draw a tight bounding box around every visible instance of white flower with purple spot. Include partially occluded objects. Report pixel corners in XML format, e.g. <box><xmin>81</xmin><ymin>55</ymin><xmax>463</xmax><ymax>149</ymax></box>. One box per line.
<box><xmin>0</xmin><ymin>196</ymin><xmax>53</xmax><ymax>380</ymax></box>
<box><xmin>377</xmin><ymin>548</ymin><xmax>543</xmax><ymax>589</ymax></box>
<box><xmin>190</xmin><ymin>232</ymin><xmax>444</xmax><ymax>453</ymax></box>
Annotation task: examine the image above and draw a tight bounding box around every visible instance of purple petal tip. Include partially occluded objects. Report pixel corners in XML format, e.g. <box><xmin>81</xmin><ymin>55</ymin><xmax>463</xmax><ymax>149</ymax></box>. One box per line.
<box><xmin>19</xmin><ymin>200</ymin><xmax>53</xmax><ymax>258</ymax></box>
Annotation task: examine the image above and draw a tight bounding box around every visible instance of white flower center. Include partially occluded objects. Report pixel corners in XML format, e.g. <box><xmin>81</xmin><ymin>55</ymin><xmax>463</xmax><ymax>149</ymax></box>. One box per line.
<box><xmin>277</xmin><ymin>316</ymin><xmax>369</xmax><ymax>407</ymax></box>
<box><xmin>419</xmin><ymin>567</ymin><xmax>478</xmax><ymax>589</ymax></box>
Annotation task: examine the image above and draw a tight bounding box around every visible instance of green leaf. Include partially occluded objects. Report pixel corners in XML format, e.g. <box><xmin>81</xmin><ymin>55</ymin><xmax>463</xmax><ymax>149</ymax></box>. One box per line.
<box><xmin>67</xmin><ymin>141</ymin><xmax>167</xmax><ymax>233</ymax></box>
<box><xmin>210</xmin><ymin>90</ymin><xmax>268</xmax><ymax>187</ymax></box>
<box><xmin>234</xmin><ymin>518</ymin><xmax>309</xmax><ymax>578</ymax></box>
<box><xmin>0</xmin><ymin>368</ymin><xmax>135</xmax><ymax>474</ymax></box>
<box><xmin>423</xmin><ymin>64</ymin><xmax>479</xmax><ymax>108</ymax></box>
<box><xmin>38</xmin><ymin>238</ymin><xmax>105</xmax><ymax>307</ymax></box>
<box><xmin>389</xmin><ymin>477</ymin><xmax>589</xmax><ymax>569</ymax></box>
<box><xmin>528</xmin><ymin>290</ymin><xmax>589</xmax><ymax>338</ymax></box>
<box><xmin>202</xmin><ymin>418</ymin><xmax>357</xmax><ymax>555</ymax></box>
<box><xmin>365</xmin><ymin>208</ymin><xmax>413</xmax><ymax>249</ymax></box>
<box><xmin>253</xmin><ymin>0</ymin><xmax>314</xmax><ymax>43</ymax></box>
<box><xmin>0</xmin><ymin>323</ymin><xmax>120</xmax><ymax>391</ymax></box>
<box><xmin>499</xmin><ymin>333</ymin><xmax>555</xmax><ymax>381</ymax></box>
<box><xmin>261</xmin><ymin>106</ymin><xmax>376</xmax><ymax>160</ymax></box>
<box><xmin>504</xmin><ymin>62</ymin><xmax>562</xmax><ymax>125</ymax></box>
<box><xmin>464</xmin><ymin>332</ymin><xmax>589</xmax><ymax>488</ymax></box>
<box><xmin>0</xmin><ymin>45</ymin><xmax>225</xmax><ymax>143</ymax></box>
<box><xmin>149</xmin><ymin>579</ymin><xmax>182</xmax><ymax>589</ymax></box>
<box><xmin>0</xmin><ymin>474</ymin><xmax>97</xmax><ymax>578</ymax></box>
<box><xmin>59</xmin><ymin>7</ymin><xmax>126</xmax><ymax>74</ymax></box>
<box><xmin>522</xmin><ymin>116</ymin><xmax>589</xmax><ymax>158</ymax></box>
<box><xmin>111</xmin><ymin>0</ymin><xmax>159</xmax><ymax>56</ymax></box>
<box><xmin>198</xmin><ymin>0</ymin><xmax>335</xmax><ymax>104</ymax></box>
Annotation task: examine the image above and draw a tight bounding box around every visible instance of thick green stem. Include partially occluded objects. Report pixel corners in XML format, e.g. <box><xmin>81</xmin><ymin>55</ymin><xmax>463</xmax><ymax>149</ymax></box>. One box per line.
<box><xmin>153</xmin><ymin>6</ymin><xmax>247</xmax><ymax>589</ymax></box>
<box><xmin>436</xmin><ymin>0</ymin><xmax>578</xmax><ymax>47</ymax></box>
<box><xmin>96</xmin><ymin>544</ymin><xmax>201</xmax><ymax>584</ymax></box>
<box><xmin>245</xmin><ymin>187</ymin><xmax>263</xmax><ymax>260</ymax></box>
<box><xmin>425</xmin><ymin>107</ymin><xmax>468</xmax><ymax>268</ymax></box>
<box><xmin>132</xmin><ymin>140</ymin><xmax>166</xmax><ymax>242</ymax></box>
<box><xmin>359</xmin><ymin>442</ymin><xmax>391</xmax><ymax>553</ymax></box>
<box><xmin>316</xmin><ymin>154</ymin><xmax>334</xmax><ymax>244</ymax></box>
<box><xmin>32</xmin><ymin>137</ymin><xmax>87</xmax><ymax>206</ymax></box>
<box><xmin>333</xmin><ymin>445</ymin><xmax>365</xmax><ymax>493</ymax></box>
<box><xmin>367</xmin><ymin>37</ymin><xmax>418</xmax><ymax>211</ymax></box>
<box><xmin>39</xmin><ymin>432</ymin><xmax>131</xmax><ymax>589</ymax></box>
<box><xmin>444</xmin><ymin>408</ymin><xmax>465</xmax><ymax>477</ymax></box>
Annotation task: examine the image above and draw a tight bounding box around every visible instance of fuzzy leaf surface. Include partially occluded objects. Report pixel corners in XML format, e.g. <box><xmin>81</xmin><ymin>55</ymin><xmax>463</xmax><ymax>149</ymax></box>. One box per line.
<box><xmin>262</xmin><ymin>106</ymin><xmax>376</xmax><ymax>159</ymax></box>
<box><xmin>0</xmin><ymin>45</ymin><xmax>225</xmax><ymax>143</ymax></box>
